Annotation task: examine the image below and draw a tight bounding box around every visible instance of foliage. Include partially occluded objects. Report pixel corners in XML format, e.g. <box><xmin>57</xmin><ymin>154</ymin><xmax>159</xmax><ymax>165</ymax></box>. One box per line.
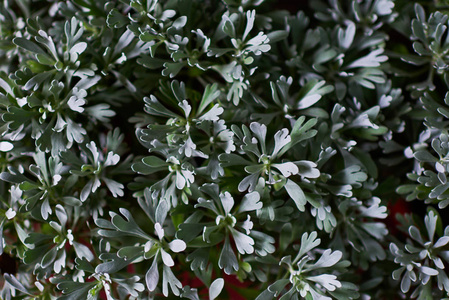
<box><xmin>1</xmin><ymin>0</ymin><xmax>449</xmax><ymax>299</ymax></box>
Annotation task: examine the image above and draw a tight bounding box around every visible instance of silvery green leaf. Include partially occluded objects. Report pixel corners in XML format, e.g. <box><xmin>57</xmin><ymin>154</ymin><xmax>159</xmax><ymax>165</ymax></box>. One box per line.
<box><xmin>176</xmin><ymin>170</ymin><xmax>187</xmax><ymax>189</ymax></box>
<box><xmin>186</xmin><ymin>248</ymin><xmax>209</xmax><ymax>271</ymax></box>
<box><xmin>162</xmin><ymin>265</ymin><xmax>182</xmax><ymax>296</ymax></box>
<box><xmin>197</xmin><ymin>104</ymin><xmax>223</xmax><ymax>121</ymax></box>
<box><xmin>298</xmin><ymin>231</ymin><xmax>321</xmax><ymax>258</ymax></box>
<box><xmin>69</xmin><ymin>42</ymin><xmax>87</xmax><ymax>63</ymax></box>
<box><xmin>359</xmin><ymin>197</ymin><xmax>387</xmax><ymax>219</ymax></box>
<box><xmin>243</xmin><ymin>10</ymin><xmax>256</xmax><ymax>41</ymax></box>
<box><xmin>222</xmin><ymin>15</ymin><xmax>236</xmax><ymax>38</ymax></box>
<box><xmin>272</xmin><ymin>162</ymin><xmax>298</xmax><ymax>178</ymax></box>
<box><xmin>348</xmin><ymin>113</ymin><xmax>379</xmax><ymax>129</ymax></box>
<box><xmin>161</xmin><ymin>248</ymin><xmax>174</xmax><ymax>267</ymax></box>
<box><xmin>218</xmin><ymin>236</ymin><xmax>239</xmax><ymax>274</ymax></box>
<box><xmin>179</xmin><ymin>137</ymin><xmax>197</xmax><ymax>158</ymax></box>
<box><xmin>181</xmin><ymin>286</ymin><xmax>200</xmax><ymax>300</ymax></box>
<box><xmin>424</xmin><ymin>210</ymin><xmax>437</xmax><ymax>242</ymax></box>
<box><xmin>434</xmin><ymin>236</ymin><xmax>449</xmax><ymax>248</ymax></box>
<box><xmin>41</xmin><ymin>246</ymin><xmax>57</xmax><ymax>268</ymax></box>
<box><xmin>238</xmin><ymin>172</ymin><xmax>260</xmax><ymax>192</ymax></box>
<box><xmin>266</xmin><ymin>30</ymin><xmax>288</xmax><ymax>43</ymax></box>
<box><xmin>66</xmin><ymin>117</ymin><xmax>86</xmax><ymax>143</ymax></box>
<box><xmin>219</xmin><ymin>191</ymin><xmax>234</xmax><ymax>215</ymax></box>
<box><xmin>73</xmin><ymin>241</ymin><xmax>94</xmax><ymax>262</ymax></box>
<box><xmin>219</xmin><ymin>153</ymin><xmax>252</xmax><ymax>167</ymax></box>
<box><xmin>180</xmin><ymin>168</ymin><xmax>195</xmax><ymax>188</ymax></box>
<box><xmin>296</xmin><ymin>161</ymin><xmax>320</xmax><ymax>178</ymax></box>
<box><xmin>296</xmin><ymin>80</ymin><xmax>333</xmax><ymax>109</ymax></box>
<box><xmin>360</xmin><ymin>222</ymin><xmax>388</xmax><ymax>240</ymax></box>
<box><xmin>420</xmin><ymin>266</ymin><xmax>439</xmax><ymax>276</ymax></box>
<box><xmin>104</xmin><ymin>152</ymin><xmax>120</xmax><ymax>167</ymax></box>
<box><xmin>156</xmin><ymin>200</ymin><xmax>169</xmax><ymax>224</ymax></box>
<box><xmin>142</xmin><ymin>155</ymin><xmax>168</xmax><ymax>169</ymax></box>
<box><xmin>237</xmin><ymin>191</ymin><xmax>261</xmax><ymax>213</ymax></box>
<box><xmin>54</xmin><ymin>204</ymin><xmax>67</xmax><ymax>227</ymax></box>
<box><xmin>308</xmin><ymin>249</ymin><xmax>342</xmax><ymax>270</ymax></box>
<box><xmin>41</xmin><ymin>198</ymin><xmax>52</xmax><ymax>220</ymax></box>
<box><xmin>13</xmin><ymin>37</ymin><xmax>46</xmax><ymax>54</ymax></box>
<box><xmin>209</xmin><ymin>278</ymin><xmax>224</xmax><ymax>300</ymax></box>
<box><xmin>230</xmin><ymin>228</ymin><xmax>254</xmax><ymax>254</ymax></box>
<box><xmin>308</xmin><ymin>274</ymin><xmax>341</xmax><ymax>291</ymax></box>
<box><xmin>285</xmin><ymin>179</ymin><xmax>307</xmax><ymax>212</ymax></box>
<box><xmin>110</xmin><ymin>208</ymin><xmax>151</xmax><ymax>239</ymax></box>
<box><xmin>196</xmin><ymin>198</ymin><xmax>220</xmax><ymax>215</ymax></box>
<box><xmin>179</xmin><ymin>100</ymin><xmax>192</xmax><ymax>118</ymax></box>
<box><xmin>146</xmin><ymin>258</ymin><xmax>159</xmax><ymax>292</ymax></box>
<box><xmin>198</xmin><ymin>84</ymin><xmax>220</xmax><ymax>115</ymax></box>
<box><xmin>338</xmin><ymin>21</ymin><xmax>355</xmax><ymax>49</ymax></box>
<box><xmin>414</xmin><ymin>150</ymin><xmax>438</xmax><ymax>162</ymax></box>
<box><xmin>268</xmin><ymin>279</ymin><xmax>290</xmax><ymax>296</ymax></box>
<box><xmin>155</xmin><ymin>222</ymin><xmax>165</xmax><ymax>240</ymax></box>
<box><xmin>53</xmin><ymin>250</ymin><xmax>66</xmax><ymax>273</ymax></box>
<box><xmin>334</xmin><ymin>165</ymin><xmax>367</xmax><ymax>187</ymax></box>
<box><xmin>168</xmin><ymin>239</ymin><xmax>186</xmax><ymax>253</ymax></box>
<box><xmin>246</xmin><ymin>32</ymin><xmax>271</xmax><ymax>55</ymax></box>
<box><xmin>3</xmin><ymin>274</ymin><xmax>32</xmax><ymax>295</ymax></box>
<box><xmin>144</xmin><ymin>95</ymin><xmax>178</xmax><ymax>118</ymax></box>
<box><xmin>241</xmin><ymin>215</ymin><xmax>253</xmax><ymax>234</ymax></box>
<box><xmin>346</xmin><ymin>49</ymin><xmax>388</xmax><ymax>69</ymax></box>
<box><xmin>0</xmin><ymin>141</ymin><xmax>13</xmax><ymax>152</ymax></box>
<box><xmin>272</xmin><ymin>128</ymin><xmax>290</xmax><ymax>157</ymax></box>
<box><xmin>85</xmin><ymin>104</ymin><xmax>116</xmax><ymax>122</ymax></box>
<box><xmin>206</xmin><ymin>155</ymin><xmax>224</xmax><ymax>180</ymax></box>
<box><xmin>409</xmin><ymin>226</ymin><xmax>424</xmax><ymax>244</ymax></box>
<box><xmin>0</xmin><ymin>219</ymin><xmax>4</xmax><ymax>252</ymax></box>
<box><xmin>255</xmin><ymin>288</ymin><xmax>276</xmax><ymax>300</ymax></box>
<box><xmin>80</xmin><ymin>179</ymin><xmax>93</xmax><ymax>202</ymax></box>
<box><xmin>251</xmin><ymin>230</ymin><xmax>275</xmax><ymax>256</ymax></box>
<box><xmin>24</xmin><ymin>72</ymin><xmax>53</xmax><ymax>91</ymax></box>
<box><xmin>430</xmin><ymin>183</ymin><xmax>449</xmax><ymax>199</ymax></box>
<box><xmin>119</xmin><ymin>246</ymin><xmax>144</xmax><ymax>261</ymax></box>
<box><xmin>103</xmin><ymin>178</ymin><xmax>124</xmax><ymax>197</ymax></box>
<box><xmin>106</xmin><ymin>8</ymin><xmax>128</xmax><ymax>28</ymax></box>
<box><xmin>162</xmin><ymin>62</ymin><xmax>186</xmax><ymax>78</ymax></box>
